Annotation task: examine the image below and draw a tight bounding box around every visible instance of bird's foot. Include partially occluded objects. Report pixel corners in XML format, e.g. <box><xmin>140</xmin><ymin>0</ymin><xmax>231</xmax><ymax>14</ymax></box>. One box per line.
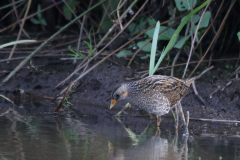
<box><xmin>175</xmin><ymin>124</ymin><xmax>178</xmax><ymax>133</ymax></box>
<box><xmin>183</xmin><ymin>126</ymin><xmax>189</xmax><ymax>137</ymax></box>
<box><xmin>154</xmin><ymin>127</ymin><xmax>161</xmax><ymax>137</ymax></box>
<box><xmin>156</xmin><ymin>116</ymin><xmax>161</xmax><ymax>127</ymax></box>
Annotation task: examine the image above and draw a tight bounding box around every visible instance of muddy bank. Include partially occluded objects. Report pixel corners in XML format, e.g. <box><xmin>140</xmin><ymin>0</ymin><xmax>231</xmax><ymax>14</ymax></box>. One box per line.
<box><xmin>0</xmin><ymin>59</ymin><xmax>239</xmax><ymax>121</ymax></box>
<box><xmin>71</xmin><ymin>62</ymin><xmax>240</xmax><ymax>121</ymax></box>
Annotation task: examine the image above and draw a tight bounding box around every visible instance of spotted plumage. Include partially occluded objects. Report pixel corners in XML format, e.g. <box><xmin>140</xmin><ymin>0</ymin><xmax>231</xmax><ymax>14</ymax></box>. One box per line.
<box><xmin>110</xmin><ymin>66</ymin><xmax>213</xmax><ymax>128</ymax></box>
<box><xmin>111</xmin><ymin>75</ymin><xmax>195</xmax><ymax>117</ymax></box>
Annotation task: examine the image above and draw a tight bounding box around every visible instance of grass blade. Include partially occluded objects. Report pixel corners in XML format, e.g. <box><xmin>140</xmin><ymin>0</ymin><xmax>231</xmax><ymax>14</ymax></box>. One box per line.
<box><xmin>149</xmin><ymin>21</ymin><xmax>160</xmax><ymax>76</ymax></box>
<box><xmin>152</xmin><ymin>0</ymin><xmax>211</xmax><ymax>74</ymax></box>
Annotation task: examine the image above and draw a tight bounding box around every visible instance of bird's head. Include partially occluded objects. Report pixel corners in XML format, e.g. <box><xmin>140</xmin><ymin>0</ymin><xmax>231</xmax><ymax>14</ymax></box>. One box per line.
<box><xmin>110</xmin><ymin>84</ymin><xmax>128</xmax><ymax>109</ymax></box>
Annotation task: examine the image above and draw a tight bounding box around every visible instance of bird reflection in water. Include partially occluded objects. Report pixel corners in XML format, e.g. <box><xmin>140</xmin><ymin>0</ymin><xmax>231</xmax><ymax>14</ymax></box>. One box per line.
<box><xmin>108</xmin><ymin>116</ymin><xmax>190</xmax><ymax>160</ymax></box>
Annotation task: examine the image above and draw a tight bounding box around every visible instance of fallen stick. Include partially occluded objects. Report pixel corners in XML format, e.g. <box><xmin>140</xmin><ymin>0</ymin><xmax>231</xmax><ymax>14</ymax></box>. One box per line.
<box><xmin>190</xmin><ymin>118</ymin><xmax>240</xmax><ymax>123</ymax></box>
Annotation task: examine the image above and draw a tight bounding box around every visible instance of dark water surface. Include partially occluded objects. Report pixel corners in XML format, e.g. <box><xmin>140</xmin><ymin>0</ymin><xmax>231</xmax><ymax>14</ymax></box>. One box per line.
<box><xmin>0</xmin><ymin>103</ymin><xmax>240</xmax><ymax>160</ymax></box>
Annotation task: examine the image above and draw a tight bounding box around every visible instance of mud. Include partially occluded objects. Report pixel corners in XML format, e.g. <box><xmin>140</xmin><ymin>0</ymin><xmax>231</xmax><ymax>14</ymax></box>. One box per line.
<box><xmin>0</xmin><ymin>57</ymin><xmax>239</xmax><ymax>123</ymax></box>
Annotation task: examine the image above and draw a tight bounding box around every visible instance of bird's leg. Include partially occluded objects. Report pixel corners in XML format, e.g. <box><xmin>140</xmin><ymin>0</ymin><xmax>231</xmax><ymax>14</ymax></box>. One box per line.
<box><xmin>154</xmin><ymin>116</ymin><xmax>161</xmax><ymax>136</ymax></box>
<box><xmin>175</xmin><ymin>104</ymin><xmax>179</xmax><ymax>132</ymax></box>
<box><xmin>177</xmin><ymin>101</ymin><xmax>189</xmax><ymax>135</ymax></box>
<box><xmin>154</xmin><ymin>127</ymin><xmax>161</xmax><ymax>136</ymax></box>
<box><xmin>177</xmin><ymin>101</ymin><xmax>186</xmax><ymax>125</ymax></box>
<box><xmin>156</xmin><ymin>116</ymin><xmax>161</xmax><ymax>127</ymax></box>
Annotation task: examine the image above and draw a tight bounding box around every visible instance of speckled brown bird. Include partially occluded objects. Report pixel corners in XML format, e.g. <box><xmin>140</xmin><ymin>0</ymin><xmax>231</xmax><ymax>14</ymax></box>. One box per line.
<box><xmin>110</xmin><ymin>67</ymin><xmax>213</xmax><ymax>126</ymax></box>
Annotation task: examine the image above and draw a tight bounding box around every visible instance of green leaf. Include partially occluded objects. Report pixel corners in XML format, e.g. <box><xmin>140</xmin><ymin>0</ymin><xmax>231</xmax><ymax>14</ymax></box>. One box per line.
<box><xmin>34</xmin><ymin>4</ymin><xmax>47</xmax><ymax>26</ymax></box>
<box><xmin>68</xmin><ymin>53</ymin><xmax>77</xmax><ymax>57</ymax></box>
<box><xmin>83</xmin><ymin>41</ymin><xmax>93</xmax><ymax>56</ymax></box>
<box><xmin>198</xmin><ymin>11</ymin><xmax>211</xmax><ymax>29</ymax></box>
<box><xmin>116</xmin><ymin>50</ymin><xmax>133</xmax><ymax>57</ymax></box>
<box><xmin>101</xmin><ymin>0</ymin><xmax>119</xmax><ymax>31</ymax></box>
<box><xmin>101</xmin><ymin>19</ymin><xmax>112</xmax><ymax>31</ymax></box>
<box><xmin>146</xmin><ymin>26</ymin><xmax>176</xmax><ymax>40</ymax></box>
<box><xmin>145</xmin><ymin>28</ymin><xmax>155</xmax><ymax>38</ymax></box>
<box><xmin>128</xmin><ymin>18</ymin><xmax>147</xmax><ymax>34</ymax></box>
<box><xmin>30</xmin><ymin>18</ymin><xmax>40</xmax><ymax>24</ymax></box>
<box><xmin>37</xmin><ymin>4</ymin><xmax>42</xmax><ymax>19</ymax></box>
<box><xmin>158</xmin><ymin>27</ymin><xmax>176</xmax><ymax>40</ymax></box>
<box><xmin>136</xmin><ymin>18</ymin><xmax>147</xmax><ymax>33</ymax></box>
<box><xmin>174</xmin><ymin>0</ymin><xmax>197</xmax><ymax>11</ymax></box>
<box><xmin>128</xmin><ymin>23</ymin><xmax>137</xmax><ymax>33</ymax></box>
<box><xmin>237</xmin><ymin>32</ymin><xmax>240</xmax><ymax>41</ymax></box>
<box><xmin>149</xmin><ymin>21</ymin><xmax>160</xmax><ymax>75</ymax></box>
<box><xmin>141</xmin><ymin>54</ymin><xmax>150</xmax><ymax>59</ymax></box>
<box><xmin>168</xmin><ymin>4</ymin><xmax>175</xmax><ymax>16</ymax></box>
<box><xmin>78</xmin><ymin>53</ymin><xmax>85</xmax><ymax>58</ymax></box>
<box><xmin>63</xmin><ymin>4</ymin><xmax>72</xmax><ymax>19</ymax></box>
<box><xmin>147</xmin><ymin>17</ymin><xmax>156</xmax><ymax>26</ymax></box>
<box><xmin>137</xmin><ymin>40</ymin><xmax>152</xmax><ymax>52</ymax></box>
<box><xmin>152</xmin><ymin>0</ymin><xmax>211</xmax><ymax>74</ymax></box>
<box><xmin>68</xmin><ymin>45</ymin><xmax>76</xmax><ymax>54</ymax></box>
<box><xmin>39</xmin><ymin>18</ymin><xmax>47</xmax><ymax>26</ymax></box>
<box><xmin>103</xmin><ymin>0</ymin><xmax>119</xmax><ymax>12</ymax></box>
<box><xmin>192</xmin><ymin>11</ymin><xmax>211</xmax><ymax>32</ymax></box>
<box><xmin>174</xmin><ymin>35</ymin><xmax>191</xmax><ymax>49</ymax></box>
<box><xmin>62</xmin><ymin>0</ymin><xmax>78</xmax><ymax>19</ymax></box>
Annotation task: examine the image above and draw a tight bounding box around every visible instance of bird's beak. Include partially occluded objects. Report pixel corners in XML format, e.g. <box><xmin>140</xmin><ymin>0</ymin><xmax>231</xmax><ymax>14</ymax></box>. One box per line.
<box><xmin>110</xmin><ymin>99</ymin><xmax>116</xmax><ymax>109</ymax></box>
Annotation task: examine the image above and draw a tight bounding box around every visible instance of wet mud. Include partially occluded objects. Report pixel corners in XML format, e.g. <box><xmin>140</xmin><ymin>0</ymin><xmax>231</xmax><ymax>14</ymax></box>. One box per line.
<box><xmin>0</xmin><ymin>58</ymin><xmax>240</xmax><ymax>125</ymax></box>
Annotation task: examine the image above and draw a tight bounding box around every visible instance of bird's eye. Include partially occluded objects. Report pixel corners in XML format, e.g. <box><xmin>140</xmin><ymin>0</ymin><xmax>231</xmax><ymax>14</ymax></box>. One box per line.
<box><xmin>115</xmin><ymin>94</ymin><xmax>120</xmax><ymax>100</ymax></box>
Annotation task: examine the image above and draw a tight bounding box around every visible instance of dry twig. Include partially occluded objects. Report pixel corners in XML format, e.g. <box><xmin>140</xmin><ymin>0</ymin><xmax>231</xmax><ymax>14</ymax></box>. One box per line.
<box><xmin>8</xmin><ymin>0</ymin><xmax>32</xmax><ymax>61</ymax></box>
<box><xmin>56</xmin><ymin>0</ymin><xmax>150</xmax><ymax>89</ymax></box>
<box><xmin>190</xmin><ymin>118</ymin><xmax>240</xmax><ymax>123</ymax></box>
<box><xmin>189</xmin><ymin>0</ymin><xmax>237</xmax><ymax>78</ymax></box>
<box><xmin>0</xmin><ymin>1</ymin><xmax>63</xmax><ymax>33</ymax></box>
<box><xmin>182</xmin><ymin>1</ymin><xmax>211</xmax><ymax>78</ymax></box>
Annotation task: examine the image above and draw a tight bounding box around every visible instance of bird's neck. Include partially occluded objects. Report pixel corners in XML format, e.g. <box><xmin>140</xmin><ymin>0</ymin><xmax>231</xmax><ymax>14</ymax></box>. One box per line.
<box><xmin>125</xmin><ymin>83</ymin><xmax>140</xmax><ymax>99</ymax></box>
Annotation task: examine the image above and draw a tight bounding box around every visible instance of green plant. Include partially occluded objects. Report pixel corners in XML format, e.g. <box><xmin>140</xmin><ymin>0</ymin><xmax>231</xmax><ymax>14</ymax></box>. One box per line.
<box><xmin>30</xmin><ymin>4</ymin><xmax>47</xmax><ymax>26</ymax></box>
<box><xmin>68</xmin><ymin>45</ymin><xmax>85</xmax><ymax>63</ymax></box>
<box><xmin>83</xmin><ymin>27</ymin><xmax>94</xmax><ymax>57</ymax></box>
<box><xmin>174</xmin><ymin>0</ymin><xmax>197</xmax><ymax>11</ymax></box>
<box><xmin>225</xmin><ymin>65</ymin><xmax>233</xmax><ymax>69</ymax></box>
<box><xmin>237</xmin><ymin>31</ymin><xmax>240</xmax><ymax>41</ymax></box>
<box><xmin>100</xmin><ymin>0</ymin><xmax>122</xmax><ymax>31</ymax></box>
<box><xmin>30</xmin><ymin>60</ymin><xmax>37</xmax><ymax>71</ymax></box>
<box><xmin>116</xmin><ymin>17</ymin><xmax>157</xmax><ymax>58</ymax></box>
<box><xmin>67</xmin><ymin>27</ymin><xmax>93</xmax><ymax>61</ymax></box>
<box><xmin>62</xmin><ymin>96</ymin><xmax>73</xmax><ymax>108</ymax></box>
<box><xmin>2</xmin><ymin>0</ymin><xmax>106</xmax><ymax>84</ymax></box>
<box><xmin>128</xmin><ymin>17</ymin><xmax>150</xmax><ymax>34</ymax></box>
<box><xmin>117</xmin><ymin>50</ymin><xmax>133</xmax><ymax>58</ymax></box>
<box><xmin>62</xmin><ymin>0</ymin><xmax>79</xmax><ymax>19</ymax></box>
<box><xmin>83</xmin><ymin>41</ymin><xmax>93</xmax><ymax>57</ymax></box>
<box><xmin>150</xmin><ymin>0</ymin><xmax>211</xmax><ymax>75</ymax></box>
<box><xmin>118</xmin><ymin>0</ymin><xmax>211</xmax><ymax>69</ymax></box>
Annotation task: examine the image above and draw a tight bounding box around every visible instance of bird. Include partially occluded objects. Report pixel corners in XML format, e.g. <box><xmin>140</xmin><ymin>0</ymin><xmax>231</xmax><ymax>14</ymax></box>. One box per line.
<box><xmin>110</xmin><ymin>66</ymin><xmax>213</xmax><ymax>127</ymax></box>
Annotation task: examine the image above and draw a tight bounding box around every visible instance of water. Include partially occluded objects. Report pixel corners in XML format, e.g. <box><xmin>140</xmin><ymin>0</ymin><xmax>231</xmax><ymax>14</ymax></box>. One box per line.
<box><xmin>0</xmin><ymin>105</ymin><xmax>240</xmax><ymax>160</ymax></box>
